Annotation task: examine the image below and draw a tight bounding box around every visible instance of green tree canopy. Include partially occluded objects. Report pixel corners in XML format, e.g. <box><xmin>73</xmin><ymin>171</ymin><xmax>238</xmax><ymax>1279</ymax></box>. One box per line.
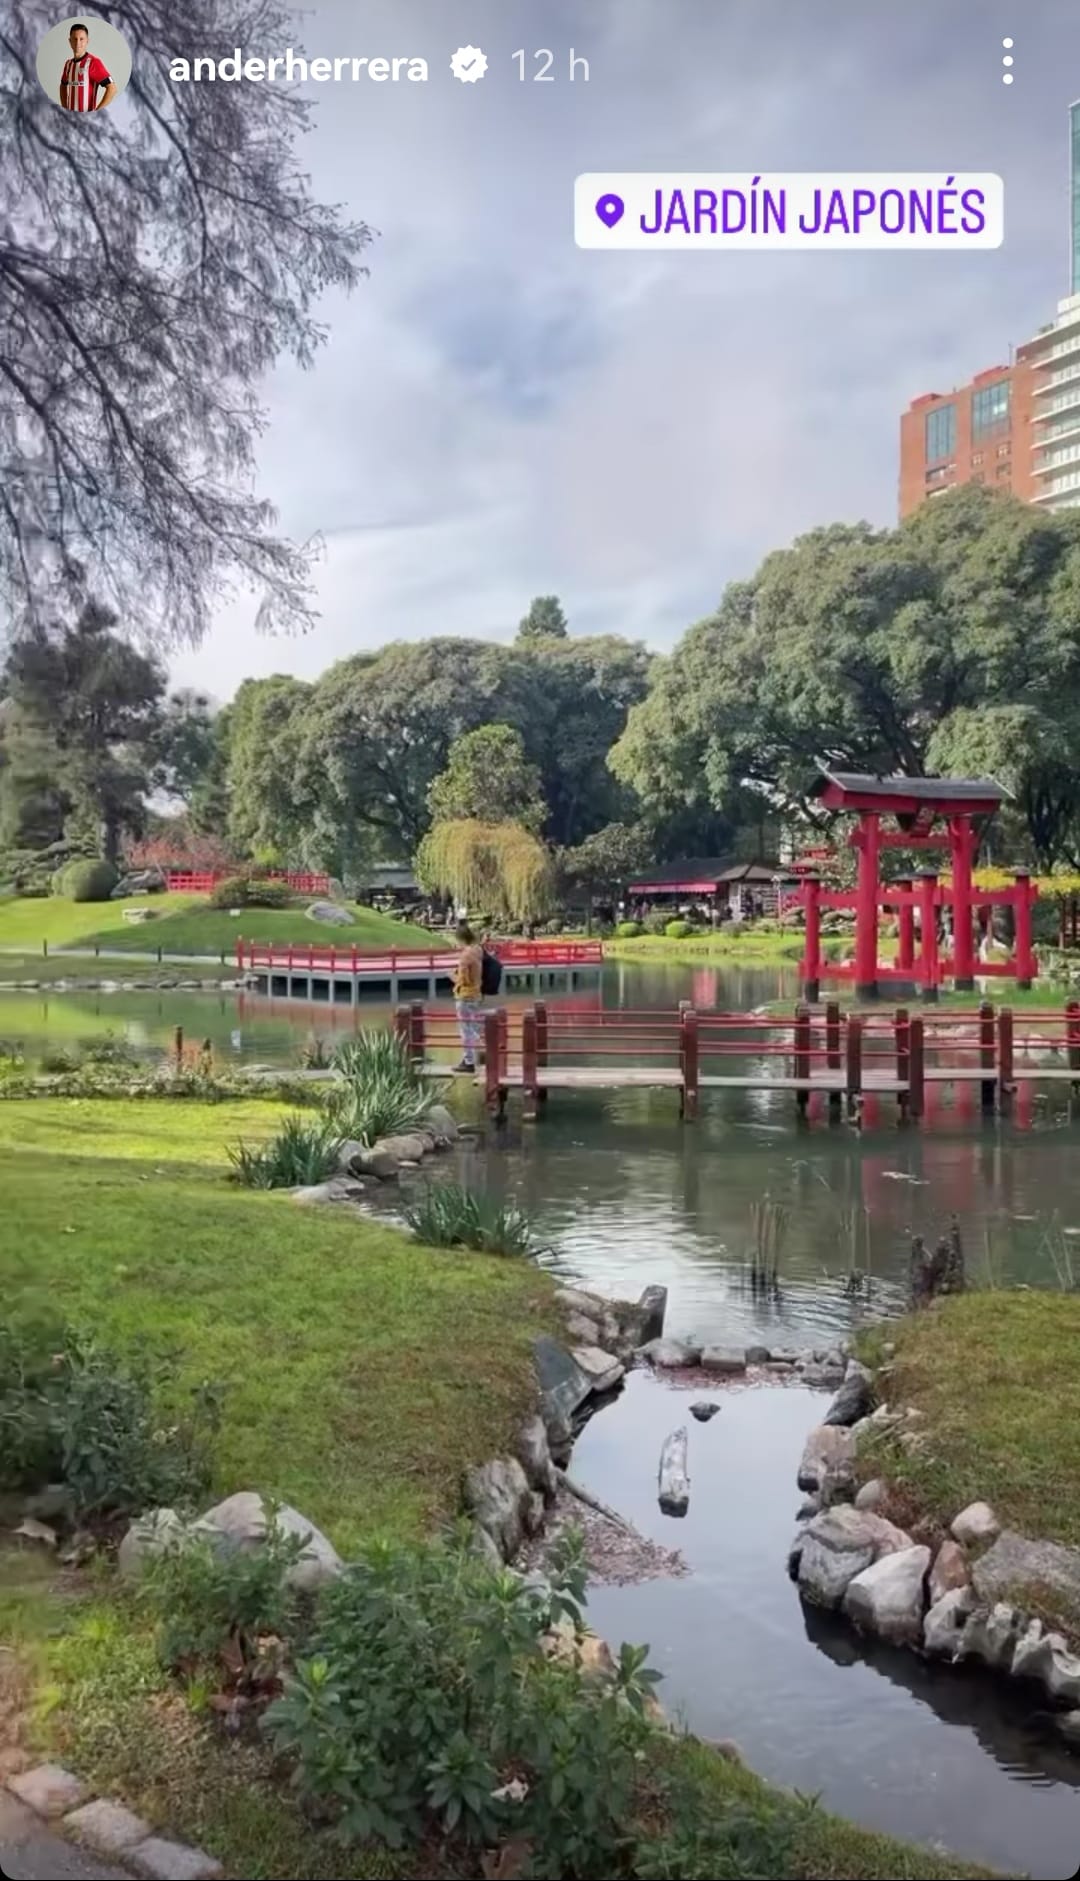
<box><xmin>610</xmin><ymin>487</ymin><xmax>1080</xmax><ymax>867</ymax></box>
<box><xmin>429</xmin><ymin>725</ymin><xmax>545</xmax><ymax>832</ymax></box>
<box><xmin>225</xmin><ymin>675</ymin><xmax>314</xmax><ymax>863</ymax></box>
<box><xmin>516</xmin><ymin>595</ymin><xmax>568</xmax><ymax>642</ymax></box>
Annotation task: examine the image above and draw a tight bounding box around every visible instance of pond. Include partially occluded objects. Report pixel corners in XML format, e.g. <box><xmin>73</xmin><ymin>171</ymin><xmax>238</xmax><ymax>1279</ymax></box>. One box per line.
<box><xmin>5</xmin><ymin>959</ymin><xmax>1080</xmax><ymax>1872</ymax></box>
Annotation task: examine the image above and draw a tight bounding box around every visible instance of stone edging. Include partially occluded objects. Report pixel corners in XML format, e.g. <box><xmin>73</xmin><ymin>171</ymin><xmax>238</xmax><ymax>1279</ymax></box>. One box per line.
<box><xmin>3</xmin><ymin>1764</ymin><xmax>222</xmax><ymax>1879</ymax></box>
<box><xmin>788</xmin><ymin>1356</ymin><xmax>1080</xmax><ymax>1751</ymax></box>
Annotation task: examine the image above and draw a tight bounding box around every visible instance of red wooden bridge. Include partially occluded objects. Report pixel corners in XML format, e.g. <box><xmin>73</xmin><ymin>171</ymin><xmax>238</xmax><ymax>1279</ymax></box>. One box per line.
<box><xmin>237</xmin><ymin>938</ymin><xmax>604</xmax><ymax>1003</ymax></box>
<box><xmin>396</xmin><ymin>999</ymin><xmax>1080</xmax><ymax>1123</ymax></box>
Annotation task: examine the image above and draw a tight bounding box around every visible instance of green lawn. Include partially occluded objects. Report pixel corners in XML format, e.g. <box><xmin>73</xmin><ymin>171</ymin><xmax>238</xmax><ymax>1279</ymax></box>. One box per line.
<box><xmin>859</xmin><ymin>1292</ymin><xmax>1080</xmax><ymax>1634</ymax></box>
<box><xmin>0</xmin><ymin>893</ymin><xmax>435</xmax><ymax>958</ymax></box>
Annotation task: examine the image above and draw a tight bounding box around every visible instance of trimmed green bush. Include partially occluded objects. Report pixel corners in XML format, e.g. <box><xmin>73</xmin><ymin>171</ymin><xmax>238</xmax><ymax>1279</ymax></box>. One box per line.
<box><xmin>207</xmin><ymin>874</ymin><xmax>293</xmax><ymax>910</ymax></box>
<box><xmin>615</xmin><ymin>920</ymin><xmax>641</xmax><ymax>938</ymax></box>
<box><xmin>665</xmin><ymin>918</ymin><xmax>694</xmax><ymax>939</ymax></box>
<box><xmin>60</xmin><ymin>858</ymin><xmax>119</xmax><ymax>902</ymax></box>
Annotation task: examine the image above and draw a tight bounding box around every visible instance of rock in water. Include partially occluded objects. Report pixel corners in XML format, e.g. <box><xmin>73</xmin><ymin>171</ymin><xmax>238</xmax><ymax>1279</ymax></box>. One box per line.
<box><xmin>795</xmin><ymin>1505</ymin><xmax>912</xmax><ymax>1609</ymax></box>
<box><xmin>658</xmin><ymin>1428</ymin><xmax>690</xmax><ymax>1516</ymax></box>
<box><xmin>699</xmin><ymin>1346</ymin><xmax>746</xmax><ymax>1376</ymax></box>
<box><xmin>515</xmin><ymin>1416</ymin><xmax>558</xmax><ymax>1503</ymax></box>
<box><xmin>956</xmin><ymin>1602</ymin><xmax>1023</xmax><ymax>1671</ymax></box>
<box><xmin>797</xmin><ymin>1424</ymin><xmax>855</xmax><ymax>1493</ymax></box>
<box><xmin>636</xmin><ymin>1284</ymin><xmax>668</xmax><ymax>1343</ymax></box>
<box><xmin>424</xmin><ymin>1103</ymin><xmax>460</xmax><ymax>1144</ymax></box>
<box><xmin>823</xmin><ymin>1360</ymin><xmax>875</xmax><ymax>1428</ymax></box>
<box><xmin>690</xmin><ymin>1401</ymin><xmax>721</xmax><ymax>1423</ymax></box>
<box><xmin>638</xmin><ymin>1337</ymin><xmax>702</xmax><ymax>1369</ymax></box>
<box><xmin>924</xmin><ymin>1586</ymin><xmax>975</xmax><ymax>1658</ymax></box>
<box><xmin>193</xmin><ymin>1492</ymin><xmax>343</xmax><ymax>1595</ymax></box>
<box><xmin>1011</xmin><ymin>1619</ymin><xmax>1080</xmax><ymax>1704</ymax></box>
<box><xmin>570</xmin><ymin>1345</ymin><xmax>624</xmax><ymax>1395</ymax></box>
<box><xmin>843</xmin><ymin>1545</ymin><xmax>931</xmax><ymax>1646</ymax></box>
<box><xmin>929</xmin><ymin>1538</ymin><xmax>971</xmax><ymax>1605</ymax></box>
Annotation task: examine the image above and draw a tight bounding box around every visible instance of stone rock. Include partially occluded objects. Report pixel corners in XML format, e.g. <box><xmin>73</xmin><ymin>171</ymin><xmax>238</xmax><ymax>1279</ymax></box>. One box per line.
<box><xmin>562</xmin><ymin>1310</ymin><xmax>602</xmax><ymax>1344</ymax></box>
<box><xmin>699</xmin><ymin>1346</ymin><xmax>747</xmax><ymax>1376</ymax></box>
<box><xmin>1055</xmin><ymin>1710</ymin><xmax>1080</xmax><ymax>1746</ymax></box>
<box><xmin>542</xmin><ymin>1616</ymin><xmax>617</xmax><ymax>1682</ymax></box>
<box><xmin>823</xmin><ymin>1360</ymin><xmax>875</xmax><ymax>1429</ymax></box>
<box><xmin>797</xmin><ymin>1424</ymin><xmax>855</xmax><ymax>1493</ymax></box>
<box><xmin>800</xmin><ymin>1362</ymin><xmax>847</xmax><ymax>1388</ymax></box>
<box><xmin>854</xmin><ymin>1479</ymin><xmax>887</xmax><ymax>1512</ymax></box>
<box><xmin>307</xmin><ymin>899</ymin><xmax>354</xmax><ymax>925</ymax></box>
<box><xmin>843</xmin><ymin>1544</ymin><xmax>931</xmax><ymax>1646</ymax></box>
<box><xmin>796</xmin><ymin>1505</ymin><xmax>912</xmax><ymax>1609</ymax></box>
<box><xmin>374</xmin><ymin>1133</ymin><xmax>430</xmax><ymax>1163</ymax></box>
<box><xmin>956</xmin><ymin>1601</ymin><xmax>1023</xmax><ymax>1670</ymax></box>
<box><xmin>193</xmin><ymin>1492</ymin><xmax>343</xmax><ymax>1595</ymax></box>
<box><xmin>424</xmin><ymin>1103</ymin><xmax>460</xmax><ymax>1144</ymax></box>
<box><xmin>515</xmin><ymin>1415</ymin><xmax>558</xmax><ymax>1502</ymax></box>
<box><xmin>117</xmin><ymin>1507</ymin><xmax>186</xmax><ymax>1581</ymax></box>
<box><xmin>553</xmin><ymin>1285</ymin><xmax>606</xmax><ymax>1321</ymax></box>
<box><xmin>65</xmin><ymin>1798</ymin><xmax>153</xmax><ymax>1853</ymax></box>
<box><xmin>462</xmin><ymin>1456</ymin><xmax>533</xmax><ymax>1562</ymax></box>
<box><xmin>634</xmin><ymin>1283</ymin><xmax>668</xmax><ymax>1344</ymax></box>
<box><xmin>924</xmin><ymin>1586</ymin><xmax>975</xmax><ymax>1657</ymax></box>
<box><xmin>354</xmin><ymin>1145</ymin><xmax>400</xmax><ymax>1181</ymax></box>
<box><xmin>111</xmin><ymin>867</ymin><xmax>166</xmax><ymax>897</ymax></box>
<box><xmin>658</xmin><ymin>1427</ymin><xmax>690</xmax><ymax>1516</ymax></box>
<box><xmin>882</xmin><ymin>1341</ymin><xmax>896</xmax><ymax>1358</ymax></box>
<box><xmin>745</xmin><ymin>1344</ymin><xmax>771</xmax><ymax>1365</ymax></box>
<box><xmin>951</xmin><ymin>1501</ymin><xmax>1001</xmax><ymax>1548</ymax></box>
<box><xmin>570</xmin><ymin>1345</ymin><xmax>625</xmax><ymax>1394</ymax></box>
<box><xmin>533</xmin><ymin>1335</ymin><xmax>594</xmax><ymax>1444</ymax></box>
<box><xmin>972</xmin><ymin>1529</ymin><xmax>1080</xmax><ymax>1615</ymax></box>
<box><xmin>8</xmin><ymin>1764</ymin><xmax>90</xmax><ymax>1818</ymax></box>
<box><xmin>131</xmin><ymin>1837</ymin><xmax>224</xmax><ymax>1881</ymax></box>
<box><xmin>690</xmin><ymin>1401</ymin><xmax>721</xmax><ymax>1422</ymax></box>
<box><xmin>291</xmin><ymin>1178</ymin><xmax>365</xmax><ymax>1207</ymax></box>
<box><xmin>929</xmin><ymin>1538</ymin><xmax>971</xmax><ymax>1606</ymax></box>
<box><xmin>1011</xmin><ymin>1618</ymin><xmax>1080</xmax><ymax>1704</ymax></box>
<box><xmin>797</xmin><ymin>1496</ymin><xmax>822</xmax><ymax>1520</ymax></box>
<box><xmin>638</xmin><ymin>1336</ymin><xmax>702</xmax><ymax>1369</ymax></box>
<box><xmin>818</xmin><ymin>1463</ymin><xmax>857</xmax><ymax>1508</ymax></box>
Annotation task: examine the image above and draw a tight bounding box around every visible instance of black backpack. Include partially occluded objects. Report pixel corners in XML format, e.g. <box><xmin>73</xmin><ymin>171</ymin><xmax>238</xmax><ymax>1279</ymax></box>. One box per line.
<box><xmin>480</xmin><ymin>948</ymin><xmax>503</xmax><ymax>995</ymax></box>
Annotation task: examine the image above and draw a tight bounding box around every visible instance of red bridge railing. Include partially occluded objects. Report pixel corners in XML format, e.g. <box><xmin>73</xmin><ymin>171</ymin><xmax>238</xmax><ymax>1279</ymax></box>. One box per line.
<box><xmin>167</xmin><ymin>869</ymin><xmax>331</xmax><ymax>895</ymax></box>
<box><xmin>236</xmin><ymin>938</ymin><xmax>604</xmax><ymax>974</ymax></box>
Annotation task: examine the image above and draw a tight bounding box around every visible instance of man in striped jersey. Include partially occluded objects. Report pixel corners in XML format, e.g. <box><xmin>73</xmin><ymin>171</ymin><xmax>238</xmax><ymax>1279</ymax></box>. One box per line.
<box><xmin>59</xmin><ymin>22</ymin><xmax>117</xmax><ymax>112</ymax></box>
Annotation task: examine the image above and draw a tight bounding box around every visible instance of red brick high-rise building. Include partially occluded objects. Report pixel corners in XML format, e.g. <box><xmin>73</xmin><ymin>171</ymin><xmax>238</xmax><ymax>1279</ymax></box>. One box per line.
<box><xmin>898</xmin><ymin>362</ymin><xmax>1037</xmax><ymax>519</ymax></box>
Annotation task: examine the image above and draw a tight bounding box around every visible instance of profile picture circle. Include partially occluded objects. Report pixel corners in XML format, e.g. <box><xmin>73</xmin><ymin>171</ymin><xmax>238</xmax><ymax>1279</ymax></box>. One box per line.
<box><xmin>36</xmin><ymin>15</ymin><xmax>132</xmax><ymax>112</ymax></box>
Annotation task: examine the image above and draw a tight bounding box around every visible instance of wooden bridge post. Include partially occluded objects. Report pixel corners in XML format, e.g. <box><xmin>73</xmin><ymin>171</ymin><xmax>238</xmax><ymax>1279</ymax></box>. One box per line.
<box><xmin>173</xmin><ymin>1024</ymin><xmax>183</xmax><ymax>1068</ymax></box>
<box><xmin>680</xmin><ymin>1007</ymin><xmax>699</xmax><ymax>1120</ymax></box>
<box><xmin>825</xmin><ymin>999</ymin><xmax>843</xmax><ymax>1117</ymax></box>
<box><xmin>235</xmin><ymin>938</ymin><xmax>243</xmax><ymax>973</ymax></box>
<box><xmin>484</xmin><ymin>1009</ymin><xmax>505</xmax><ymax>1118</ymax></box>
<box><xmin>997</xmin><ymin>1007</ymin><xmax>1014</xmax><ymax>1102</ymax></box>
<box><xmin>521</xmin><ymin>1010</ymin><xmax>538</xmax><ymax>1121</ymax></box>
<box><xmin>894</xmin><ymin>1006</ymin><xmax>910</xmax><ymax>1120</ymax></box>
<box><xmin>845</xmin><ymin>1013</ymin><xmax>863</xmax><ymax>1118</ymax></box>
<box><xmin>1067</xmin><ymin>1000</ymin><xmax>1080</xmax><ymax>1095</ymax></box>
<box><xmin>535</xmin><ymin>1000</ymin><xmax>549</xmax><ymax>1106</ymax></box>
<box><xmin>979</xmin><ymin>1001</ymin><xmax>996</xmax><ymax>1112</ymax></box>
<box><xmin>393</xmin><ymin>1004</ymin><xmax>410</xmax><ymax>1054</ymax></box>
<box><xmin>408</xmin><ymin>1001</ymin><xmax>425</xmax><ymax>1066</ymax></box>
<box><xmin>908</xmin><ymin>1015</ymin><xmax>925</xmax><ymax>1119</ymax></box>
<box><xmin>793</xmin><ymin>1003</ymin><xmax>811</xmax><ymax>1115</ymax></box>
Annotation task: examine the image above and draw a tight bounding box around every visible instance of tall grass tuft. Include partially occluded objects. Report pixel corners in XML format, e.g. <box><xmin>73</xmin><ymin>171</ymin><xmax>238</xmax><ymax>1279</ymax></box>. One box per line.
<box><xmin>1039</xmin><ymin>1211</ymin><xmax>1078</xmax><ymax>1291</ymax></box>
<box><xmin>745</xmin><ymin>1197</ymin><xmax>788</xmax><ymax>1293</ymax></box>
<box><xmin>328</xmin><ymin>1028</ymin><xmax>435</xmax><ymax>1144</ymax></box>
<box><xmin>403</xmin><ymin>1181</ymin><xmax>543</xmax><ymax>1257</ymax></box>
<box><xmin>229</xmin><ymin>1114</ymin><xmax>343</xmax><ymax>1189</ymax></box>
<box><xmin>839</xmin><ymin>1200</ymin><xmax>873</xmax><ymax>1297</ymax></box>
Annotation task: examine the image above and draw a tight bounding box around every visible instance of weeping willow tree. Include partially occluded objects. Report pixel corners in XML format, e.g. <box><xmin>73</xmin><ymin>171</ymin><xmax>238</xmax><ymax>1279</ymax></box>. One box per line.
<box><xmin>415</xmin><ymin>819</ymin><xmax>553</xmax><ymax>922</ymax></box>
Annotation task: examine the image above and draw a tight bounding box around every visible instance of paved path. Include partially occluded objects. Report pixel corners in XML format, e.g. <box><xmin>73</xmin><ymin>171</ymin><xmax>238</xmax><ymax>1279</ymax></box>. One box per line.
<box><xmin>0</xmin><ymin>1793</ymin><xmax>129</xmax><ymax>1880</ymax></box>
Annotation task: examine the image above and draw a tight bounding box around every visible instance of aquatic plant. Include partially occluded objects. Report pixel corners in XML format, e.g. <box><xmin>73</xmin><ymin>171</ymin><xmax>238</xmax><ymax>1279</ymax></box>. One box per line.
<box><xmin>745</xmin><ymin>1197</ymin><xmax>788</xmax><ymax>1291</ymax></box>
<box><xmin>229</xmin><ymin>1114</ymin><xmax>342</xmax><ymax>1189</ymax></box>
<box><xmin>1038</xmin><ymin>1211</ymin><xmax>1078</xmax><ymax>1292</ymax></box>
<box><xmin>403</xmin><ymin>1181</ymin><xmax>543</xmax><ymax>1257</ymax></box>
<box><xmin>328</xmin><ymin>1028</ymin><xmax>435</xmax><ymax>1143</ymax></box>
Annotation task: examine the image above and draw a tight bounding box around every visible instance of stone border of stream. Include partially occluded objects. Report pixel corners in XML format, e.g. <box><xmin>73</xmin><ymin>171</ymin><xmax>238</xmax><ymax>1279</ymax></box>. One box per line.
<box><xmin>788</xmin><ymin>1353</ymin><xmax>1080</xmax><ymax>1753</ymax></box>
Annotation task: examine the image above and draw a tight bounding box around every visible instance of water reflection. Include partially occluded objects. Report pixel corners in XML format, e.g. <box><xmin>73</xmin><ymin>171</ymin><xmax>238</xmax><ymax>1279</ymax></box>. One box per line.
<box><xmin>572</xmin><ymin>1373</ymin><xmax>1080</xmax><ymax>1879</ymax></box>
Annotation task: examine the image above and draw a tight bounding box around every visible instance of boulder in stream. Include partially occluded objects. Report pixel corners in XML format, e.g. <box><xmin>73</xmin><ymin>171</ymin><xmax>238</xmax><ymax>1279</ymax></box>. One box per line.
<box><xmin>797</xmin><ymin>1424</ymin><xmax>855</xmax><ymax>1493</ymax></box>
<box><xmin>1011</xmin><ymin>1619</ymin><xmax>1080</xmax><ymax>1704</ymax></box>
<box><xmin>658</xmin><ymin>1428</ymin><xmax>690</xmax><ymax>1517</ymax></box>
<box><xmin>793</xmin><ymin>1505</ymin><xmax>912</xmax><ymax>1609</ymax></box>
<box><xmin>924</xmin><ymin>1586</ymin><xmax>975</xmax><ymax>1658</ymax></box>
<box><xmin>690</xmin><ymin>1401</ymin><xmax>721</xmax><ymax>1423</ymax></box>
<box><xmin>823</xmin><ymin>1359</ymin><xmax>875</xmax><ymax>1428</ymax></box>
<box><xmin>843</xmin><ymin>1544</ymin><xmax>930</xmax><ymax>1646</ymax></box>
<box><xmin>638</xmin><ymin>1337</ymin><xmax>702</xmax><ymax>1369</ymax></box>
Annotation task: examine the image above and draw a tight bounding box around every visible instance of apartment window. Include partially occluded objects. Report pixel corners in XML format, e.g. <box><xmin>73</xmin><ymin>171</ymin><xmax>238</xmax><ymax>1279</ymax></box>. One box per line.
<box><xmin>925</xmin><ymin>403</ymin><xmax>957</xmax><ymax>463</ymax></box>
<box><xmin>996</xmin><ymin>464</ymin><xmax>1011</xmax><ymax>479</ymax></box>
<box><xmin>996</xmin><ymin>442</ymin><xmax>1010</xmax><ymax>458</ymax></box>
<box><xmin>971</xmin><ymin>452</ymin><xmax>984</xmax><ymax>466</ymax></box>
<box><xmin>972</xmin><ymin>380</ymin><xmax>1011</xmax><ymax>437</ymax></box>
<box><xmin>925</xmin><ymin>463</ymin><xmax>953</xmax><ymax>485</ymax></box>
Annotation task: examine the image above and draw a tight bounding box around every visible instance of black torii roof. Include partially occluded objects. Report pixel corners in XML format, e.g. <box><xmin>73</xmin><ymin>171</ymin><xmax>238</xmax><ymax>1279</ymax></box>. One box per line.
<box><xmin>810</xmin><ymin>770</ymin><xmax>1008</xmax><ymax>812</ymax></box>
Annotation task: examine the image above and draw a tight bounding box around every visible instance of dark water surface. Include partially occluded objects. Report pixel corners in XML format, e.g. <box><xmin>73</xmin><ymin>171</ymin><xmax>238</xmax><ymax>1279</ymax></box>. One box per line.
<box><xmin>7</xmin><ymin>961</ymin><xmax>1080</xmax><ymax>1871</ymax></box>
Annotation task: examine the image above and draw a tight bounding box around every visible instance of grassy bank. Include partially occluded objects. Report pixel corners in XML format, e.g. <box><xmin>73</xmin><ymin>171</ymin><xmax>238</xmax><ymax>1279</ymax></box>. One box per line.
<box><xmin>860</xmin><ymin>1292</ymin><xmax>1080</xmax><ymax>1632</ymax></box>
<box><xmin>605</xmin><ymin>928</ymin><xmax>806</xmax><ymax>965</ymax></box>
<box><xmin>0</xmin><ymin>892</ymin><xmax>434</xmax><ymax>958</ymax></box>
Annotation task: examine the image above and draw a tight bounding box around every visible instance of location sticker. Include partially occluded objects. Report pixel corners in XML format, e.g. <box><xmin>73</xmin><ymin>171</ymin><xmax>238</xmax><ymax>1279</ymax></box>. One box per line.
<box><xmin>595</xmin><ymin>192</ymin><xmax>625</xmax><ymax>229</ymax></box>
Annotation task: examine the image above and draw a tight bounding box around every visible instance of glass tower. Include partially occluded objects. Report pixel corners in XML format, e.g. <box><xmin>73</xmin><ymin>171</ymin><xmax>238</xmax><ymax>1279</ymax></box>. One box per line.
<box><xmin>1072</xmin><ymin>101</ymin><xmax>1080</xmax><ymax>295</ymax></box>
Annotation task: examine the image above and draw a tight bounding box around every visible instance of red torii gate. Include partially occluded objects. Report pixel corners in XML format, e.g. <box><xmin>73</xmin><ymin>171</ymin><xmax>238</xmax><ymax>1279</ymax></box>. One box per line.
<box><xmin>797</xmin><ymin>771</ymin><xmax>1037</xmax><ymax>1001</ymax></box>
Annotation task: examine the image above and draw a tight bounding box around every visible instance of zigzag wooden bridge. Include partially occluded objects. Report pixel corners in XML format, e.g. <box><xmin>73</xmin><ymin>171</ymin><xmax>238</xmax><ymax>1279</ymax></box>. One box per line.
<box><xmin>395</xmin><ymin>999</ymin><xmax>1080</xmax><ymax>1124</ymax></box>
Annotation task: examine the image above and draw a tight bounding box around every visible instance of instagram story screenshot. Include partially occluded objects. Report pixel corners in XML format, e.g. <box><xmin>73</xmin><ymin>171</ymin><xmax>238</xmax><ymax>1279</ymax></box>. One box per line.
<box><xmin>2</xmin><ymin>6</ymin><xmax>1080</xmax><ymax>1881</ymax></box>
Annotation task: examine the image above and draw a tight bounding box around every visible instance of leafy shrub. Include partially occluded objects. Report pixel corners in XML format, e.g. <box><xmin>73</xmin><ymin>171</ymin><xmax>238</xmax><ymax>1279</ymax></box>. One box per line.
<box><xmin>40</xmin><ymin>1045</ymin><xmax>83</xmax><ymax>1074</ymax></box>
<box><xmin>643</xmin><ymin>909</ymin><xmax>671</xmax><ymax>935</ymax></box>
<box><xmin>403</xmin><ymin>1182</ymin><xmax>542</xmax><ymax>1257</ymax></box>
<box><xmin>0</xmin><ymin>1322</ymin><xmax>222</xmax><ymax>1520</ymax></box>
<box><xmin>265</xmin><ymin>1530</ymin><xmax>658</xmax><ymax>1869</ymax></box>
<box><xmin>229</xmin><ymin>1113</ymin><xmax>343</xmax><ymax>1188</ymax></box>
<box><xmin>208</xmin><ymin>874</ymin><xmax>292</xmax><ymax>910</ymax></box>
<box><xmin>140</xmin><ymin>1518</ymin><xmax>304</xmax><ymax>1673</ymax></box>
<box><xmin>79</xmin><ymin>1031</ymin><xmax>141</xmax><ymax>1068</ymax></box>
<box><xmin>60</xmin><ymin>858</ymin><xmax>119</xmax><ymax>903</ymax></box>
<box><xmin>297</xmin><ymin>1034</ymin><xmax>332</xmax><ymax>1069</ymax></box>
<box><xmin>615</xmin><ymin>920</ymin><xmax>641</xmax><ymax>938</ymax></box>
<box><xmin>664</xmin><ymin>919</ymin><xmax>694</xmax><ymax>939</ymax></box>
<box><xmin>328</xmin><ymin>1030</ymin><xmax>434</xmax><ymax>1144</ymax></box>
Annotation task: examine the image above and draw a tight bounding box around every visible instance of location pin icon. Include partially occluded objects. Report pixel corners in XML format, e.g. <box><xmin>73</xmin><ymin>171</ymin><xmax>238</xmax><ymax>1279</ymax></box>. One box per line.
<box><xmin>595</xmin><ymin>193</ymin><xmax>625</xmax><ymax>229</ymax></box>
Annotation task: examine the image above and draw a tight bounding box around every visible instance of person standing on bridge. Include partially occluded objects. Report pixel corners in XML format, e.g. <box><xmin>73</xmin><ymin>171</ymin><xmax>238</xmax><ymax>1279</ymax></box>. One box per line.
<box><xmin>452</xmin><ymin>921</ymin><xmax>484</xmax><ymax>1072</ymax></box>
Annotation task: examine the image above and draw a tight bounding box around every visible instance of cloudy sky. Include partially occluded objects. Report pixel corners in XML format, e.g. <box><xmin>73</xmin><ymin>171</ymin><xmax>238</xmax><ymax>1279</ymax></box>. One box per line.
<box><xmin>173</xmin><ymin>0</ymin><xmax>1080</xmax><ymax>696</ymax></box>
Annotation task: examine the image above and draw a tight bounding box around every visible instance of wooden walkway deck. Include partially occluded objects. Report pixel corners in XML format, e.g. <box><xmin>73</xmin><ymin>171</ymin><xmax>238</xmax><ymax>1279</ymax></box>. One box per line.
<box><xmin>401</xmin><ymin>998</ymin><xmax>1080</xmax><ymax>1124</ymax></box>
